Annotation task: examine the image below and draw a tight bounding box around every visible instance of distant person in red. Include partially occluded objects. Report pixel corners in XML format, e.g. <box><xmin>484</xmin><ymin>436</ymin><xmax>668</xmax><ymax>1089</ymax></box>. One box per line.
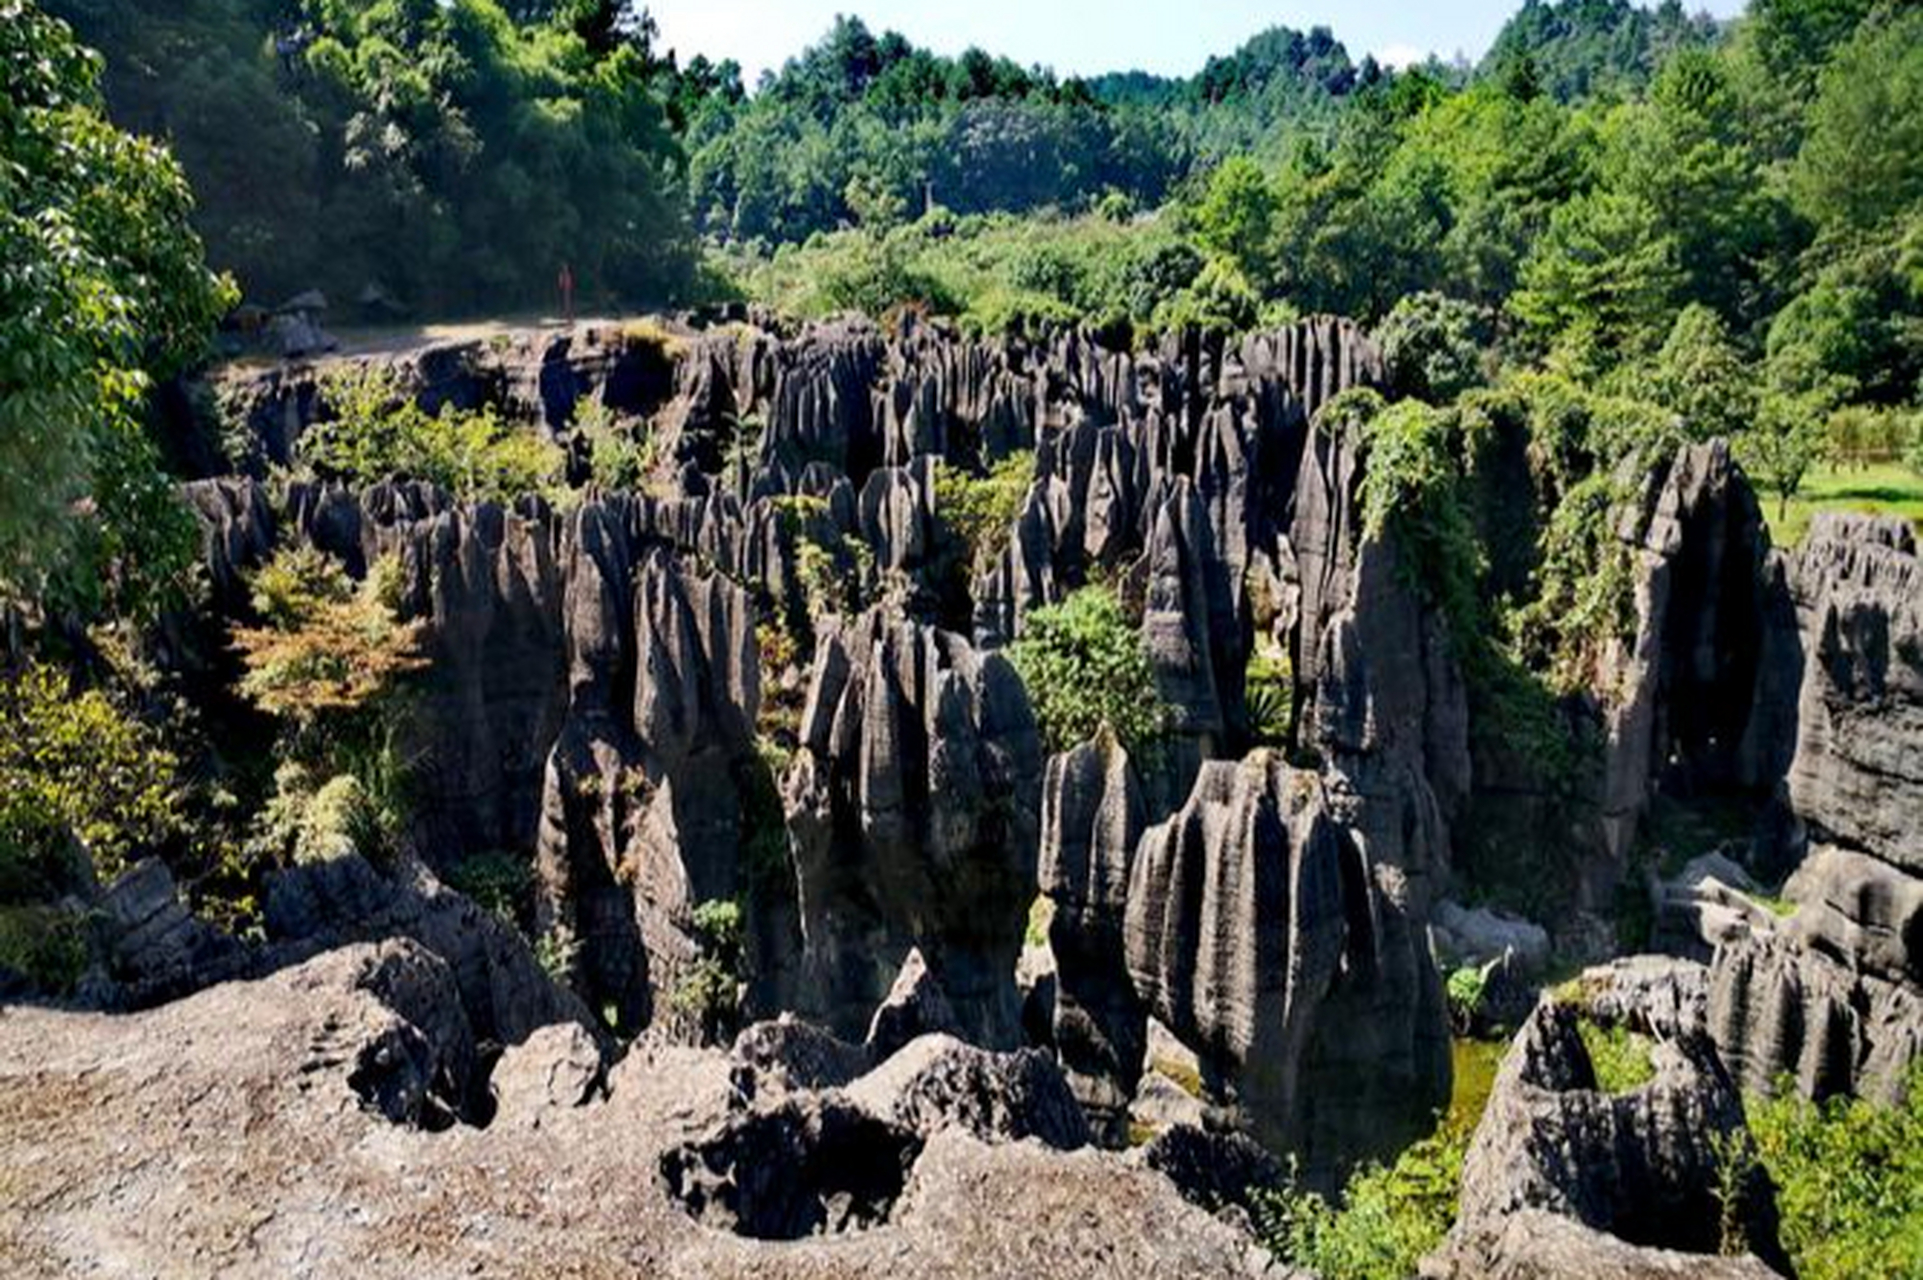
<box><xmin>558</xmin><ymin>262</ymin><xmax>575</xmax><ymax>326</ymax></box>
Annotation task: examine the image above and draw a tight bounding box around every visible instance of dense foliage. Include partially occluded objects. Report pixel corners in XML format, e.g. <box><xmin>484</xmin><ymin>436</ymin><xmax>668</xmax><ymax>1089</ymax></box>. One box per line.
<box><xmin>1009</xmin><ymin>587</ymin><xmax>1170</xmax><ymax>759</ymax></box>
<box><xmin>45</xmin><ymin>0</ymin><xmax>697</xmax><ymax>312</ymax></box>
<box><xmin>0</xmin><ymin>662</ymin><xmax>184</xmax><ymax>893</ymax></box>
<box><xmin>303</xmin><ymin>366</ymin><xmax>567</xmax><ymax>501</ymax></box>
<box><xmin>1</xmin><ymin>1</ymin><xmax>231</xmax><ymax>618</ymax></box>
<box><xmin>1748</xmin><ymin>1068</ymin><xmax>1923</xmax><ymax>1280</ymax></box>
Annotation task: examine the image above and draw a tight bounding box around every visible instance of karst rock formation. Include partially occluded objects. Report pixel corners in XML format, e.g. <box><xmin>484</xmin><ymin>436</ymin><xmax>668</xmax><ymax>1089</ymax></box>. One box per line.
<box><xmin>9</xmin><ymin>311</ymin><xmax>1921</xmax><ymax>1277</ymax></box>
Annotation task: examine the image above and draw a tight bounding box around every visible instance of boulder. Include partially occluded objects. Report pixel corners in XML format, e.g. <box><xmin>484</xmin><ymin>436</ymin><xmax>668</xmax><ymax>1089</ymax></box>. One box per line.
<box><xmin>1433</xmin><ymin>900</ymin><xmax>1552</xmax><ymax>974</ymax></box>
<box><xmin>844</xmin><ymin>1033</ymin><xmax>1090</xmax><ymax>1150</ymax></box>
<box><xmin>491</xmin><ymin>1021</ymin><xmax>606</xmax><ymax>1124</ymax></box>
<box><xmin>865</xmin><ymin>948</ymin><xmax>963</xmax><ymax>1064</ymax></box>
<box><xmin>732</xmin><ymin>1015</ymin><xmax>870</xmax><ymax>1092</ymax></box>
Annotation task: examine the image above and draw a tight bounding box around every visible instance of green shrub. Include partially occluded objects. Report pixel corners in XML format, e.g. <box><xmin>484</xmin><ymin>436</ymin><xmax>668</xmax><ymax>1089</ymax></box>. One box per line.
<box><xmin>1009</xmin><ymin>586</ymin><xmax>1171</xmax><ymax>758</ymax></box>
<box><xmin>575</xmin><ymin>399</ymin><xmax>660</xmax><ymax>494</ymax></box>
<box><xmin>1576</xmin><ymin>1018</ymin><xmax>1657</xmax><ymax>1094</ymax></box>
<box><xmin>445</xmin><ymin>850</ymin><xmax>533</xmax><ymax>931</ymax></box>
<box><xmin>1446</xmin><ymin>965</ymin><xmax>1489</xmax><ymax>1024</ymax></box>
<box><xmin>0</xmin><ymin>662</ymin><xmax>184</xmax><ymax>892</ymax></box>
<box><xmin>936</xmin><ymin>452</ymin><xmax>1035</xmax><ymax>577</ymax></box>
<box><xmin>304</xmin><ymin>367</ymin><xmax>564</xmax><ymax>502</ymax></box>
<box><xmin>1245</xmin><ymin>644</ymin><xmax>1294</xmax><ymax>748</ymax></box>
<box><xmin>1256</xmin><ymin>1122</ymin><xmax>1470</xmax><ymax>1280</ymax></box>
<box><xmin>0</xmin><ymin>904</ymin><xmax>92</xmax><ymax>994</ymax></box>
<box><xmin>1747</xmin><ymin>1066</ymin><xmax>1923</xmax><ymax>1280</ymax></box>
<box><xmin>673</xmin><ymin>899</ymin><xmax>747</xmax><ymax>1045</ymax></box>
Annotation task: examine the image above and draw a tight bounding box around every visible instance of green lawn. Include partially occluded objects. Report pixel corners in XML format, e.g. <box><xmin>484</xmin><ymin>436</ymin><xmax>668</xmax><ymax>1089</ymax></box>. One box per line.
<box><xmin>1765</xmin><ymin>463</ymin><xmax>1923</xmax><ymax>548</ymax></box>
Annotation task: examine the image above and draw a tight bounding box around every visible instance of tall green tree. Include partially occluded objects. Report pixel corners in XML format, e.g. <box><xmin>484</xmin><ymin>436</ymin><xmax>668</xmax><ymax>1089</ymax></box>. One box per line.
<box><xmin>1</xmin><ymin>1</ymin><xmax>233</xmax><ymax>615</ymax></box>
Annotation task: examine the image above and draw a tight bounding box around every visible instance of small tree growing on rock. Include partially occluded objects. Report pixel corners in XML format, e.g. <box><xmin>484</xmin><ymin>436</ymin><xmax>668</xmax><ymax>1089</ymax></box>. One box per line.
<box><xmin>1009</xmin><ymin>586</ymin><xmax>1170</xmax><ymax>758</ymax></box>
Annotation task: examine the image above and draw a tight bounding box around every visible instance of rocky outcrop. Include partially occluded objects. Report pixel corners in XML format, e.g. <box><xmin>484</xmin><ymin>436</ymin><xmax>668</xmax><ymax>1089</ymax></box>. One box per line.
<box><xmin>533</xmin><ymin>533</ymin><xmax>769</xmax><ymax>1029</ymax></box>
<box><xmin>1039</xmin><ymin>730</ymin><xmax>1149</xmax><ymax>1145</ymax></box>
<box><xmin>93</xmin><ymin>859</ymin><xmax>243</xmax><ymax>1006</ymax></box>
<box><xmin>1436</xmin><ymin>997</ymin><xmax>1785</xmax><ymax>1277</ymax></box>
<box><xmin>1123</xmin><ymin>752</ymin><xmax>1450</xmax><ymax>1177</ymax></box>
<box><xmin>784</xmin><ymin>607</ymin><xmax>1043</xmax><ymax>1046</ymax></box>
<box><xmin>0</xmin><ymin>938</ymin><xmax>1279</xmax><ymax>1278</ymax></box>
<box><xmin>864</xmin><ymin>947</ymin><xmax>964</xmax><ymax>1063</ymax></box>
<box><xmin>1579</xmin><ymin>442</ymin><xmax>1797</xmax><ymax>906</ymax></box>
<box><xmin>1784</xmin><ymin>514</ymin><xmax>1923</xmax><ymax>870</ymax></box>
<box><xmin>260</xmin><ymin>852</ymin><xmax>595</xmax><ymax>1051</ymax></box>
<box><xmin>1706</xmin><ymin>513</ymin><xmax>1923</xmax><ymax>1103</ymax></box>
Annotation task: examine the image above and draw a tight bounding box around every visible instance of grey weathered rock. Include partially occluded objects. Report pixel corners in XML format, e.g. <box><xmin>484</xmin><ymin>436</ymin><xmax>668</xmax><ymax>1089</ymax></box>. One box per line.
<box><xmin>844</xmin><ymin>1033</ymin><xmax>1091</xmax><ymax>1150</ymax></box>
<box><xmin>1432</xmin><ymin>901</ymin><xmax>1551</xmax><ymax>975</ymax></box>
<box><xmin>491</xmin><ymin>1021</ymin><xmax>606</xmax><ymax>1124</ymax></box>
<box><xmin>0</xmin><ymin>941</ymin><xmax>1268</xmax><ymax>1277</ymax></box>
<box><xmin>864</xmin><ymin>947</ymin><xmax>963</xmax><ymax>1063</ymax></box>
<box><xmin>1564</xmin><ymin>956</ymin><xmax>1710</xmax><ymax>1041</ymax></box>
<box><xmin>1443</xmin><ymin>998</ymin><xmax>1785</xmax><ymax>1274</ymax></box>
<box><xmin>785</xmin><ymin>609</ymin><xmax>1042</xmax><ymax>1046</ymax></box>
<box><xmin>1597</xmin><ymin>442</ymin><xmax>1783</xmax><ymax>886</ymax></box>
<box><xmin>1039</xmin><ymin>730</ymin><xmax>1149</xmax><ymax>1145</ymax></box>
<box><xmin>1425</xmin><ymin>1209</ymin><xmax>1783</xmax><ymax>1280</ymax></box>
<box><xmin>659</xmin><ymin>1093</ymin><xmax>923</xmax><ymax>1239</ymax></box>
<box><xmin>261</xmin><ymin>852</ymin><xmax>594</xmax><ymax>1051</ymax></box>
<box><xmin>1651</xmin><ymin>852</ymin><xmax>1777</xmax><ymax>961</ymax></box>
<box><xmin>1129</xmin><ymin>1069</ymin><xmax>1208</xmax><ymax>1134</ymax></box>
<box><xmin>1133</xmin><ymin>1122</ymin><xmax>1284</xmax><ymax>1226</ymax></box>
<box><xmin>732</xmin><ymin>1014</ymin><xmax>871</xmax><ymax>1092</ymax></box>
<box><xmin>1709</xmin><ymin>926</ymin><xmax>1923</xmax><ymax>1104</ymax></box>
<box><xmin>533</xmin><ymin>534</ymin><xmax>771</xmax><ymax>1031</ymax></box>
<box><xmin>1124</xmin><ymin>752</ymin><xmax>1449</xmax><ymax>1177</ymax></box>
<box><xmin>1785</xmin><ymin>514</ymin><xmax>1923</xmax><ymax>872</ymax></box>
<box><xmin>1787</xmin><ymin>843</ymin><xmax>1923</xmax><ymax>983</ymax></box>
<box><xmin>94</xmin><ymin>859</ymin><xmax>240</xmax><ymax>1004</ymax></box>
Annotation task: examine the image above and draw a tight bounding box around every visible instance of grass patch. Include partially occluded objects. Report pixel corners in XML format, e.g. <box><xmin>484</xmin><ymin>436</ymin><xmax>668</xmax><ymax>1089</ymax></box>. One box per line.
<box><xmin>1577</xmin><ymin>1018</ymin><xmax>1657</xmax><ymax>1095</ymax></box>
<box><xmin>1450</xmin><ymin>1037</ymin><xmax>1506</xmax><ymax>1131</ymax></box>
<box><xmin>1765</xmin><ymin>463</ymin><xmax>1923</xmax><ymax>549</ymax></box>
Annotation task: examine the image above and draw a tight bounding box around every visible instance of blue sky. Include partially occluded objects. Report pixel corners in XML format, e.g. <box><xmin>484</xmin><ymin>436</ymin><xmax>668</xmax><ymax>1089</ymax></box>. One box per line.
<box><xmin>647</xmin><ymin>1</ymin><xmax>1751</xmax><ymax>88</ymax></box>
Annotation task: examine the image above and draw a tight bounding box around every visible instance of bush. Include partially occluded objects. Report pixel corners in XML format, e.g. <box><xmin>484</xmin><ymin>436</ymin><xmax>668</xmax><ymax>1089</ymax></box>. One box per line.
<box><xmin>1747</xmin><ymin>1065</ymin><xmax>1923</xmax><ymax>1280</ymax></box>
<box><xmin>1009</xmin><ymin>586</ymin><xmax>1170</xmax><ymax>758</ymax></box>
<box><xmin>0</xmin><ymin>662</ymin><xmax>184</xmax><ymax>892</ymax></box>
<box><xmin>1446</xmin><ymin>965</ymin><xmax>1489</xmax><ymax>1025</ymax></box>
<box><xmin>1255</xmin><ymin>1121</ymin><xmax>1470</xmax><ymax>1280</ymax></box>
<box><xmin>234</xmin><ymin>547</ymin><xmax>428</xmax><ymax>731</ymax></box>
<box><xmin>0</xmin><ymin>904</ymin><xmax>91</xmax><ymax>994</ymax></box>
<box><xmin>575</xmin><ymin>399</ymin><xmax>660</xmax><ymax>494</ymax></box>
<box><xmin>936</xmin><ymin>452</ymin><xmax>1035</xmax><ymax>577</ymax></box>
<box><xmin>445</xmin><ymin>850</ymin><xmax>533</xmax><ymax>931</ymax></box>
<box><xmin>304</xmin><ymin>367</ymin><xmax>565</xmax><ymax>502</ymax></box>
<box><xmin>673</xmin><ymin>899</ymin><xmax>746</xmax><ymax>1045</ymax></box>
